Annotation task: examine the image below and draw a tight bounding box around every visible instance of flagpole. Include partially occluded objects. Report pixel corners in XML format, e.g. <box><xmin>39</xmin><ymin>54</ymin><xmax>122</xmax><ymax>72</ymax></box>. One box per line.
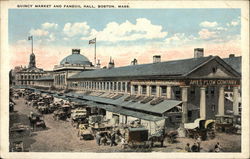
<box><xmin>94</xmin><ymin>38</ymin><xmax>96</xmax><ymax>66</ymax></box>
<box><xmin>32</xmin><ymin>36</ymin><xmax>33</xmax><ymax>53</ymax></box>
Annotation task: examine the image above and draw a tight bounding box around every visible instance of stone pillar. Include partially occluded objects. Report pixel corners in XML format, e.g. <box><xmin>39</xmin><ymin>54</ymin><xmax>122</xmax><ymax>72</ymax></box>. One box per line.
<box><xmin>137</xmin><ymin>85</ymin><xmax>142</xmax><ymax>95</ymax></box>
<box><xmin>218</xmin><ymin>86</ymin><xmax>225</xmax><ymax>116</ymax></box>
<box><xmin>116</xmin><ymin>82</ymin><xmax>119</xmax><ymax>92</ymax></box>
<box><xmin>108</xmin><ymin>82</ymin><xmax>111</xmax><ymax>92</ymax></box>
<box><xmin>131</xmin><ymin>85</ymin><xmax>135</xmax><ymax>95</ymax></box>
<box><xmin>102</xmin><ymin>82</ymin><xmax>105</xmax><ymax>90</ymax></box>
<box><xmin>166</xmin><ymin>86</ymin><xmax>172</xmax><ymax>99</ymax></box>
<box><xmin>146</xmin><ymin>85</ymin><xmax>151</xmax><ymax>96</ymax></box>
<box><xmin>156</xmin><ymin>85</ymin><xmax>161</xmax><ymax>97</ymax></box>
<box><xmin>104</xmin><ymin>82</ymin><xmax>108</xmax><ymax>91</ymax></box>
<box><xmin>125</xmin><ymin>82</ymin><xmax>128</xmax><ymax>93</ymax></box>
<box><xmin>233</xmin><ymin>86</ymin><xmax>239</xmax><ymax>115</ymax></box>
<box><xmin>181</xmin><ymin>86</ymin><xmax>188</xmax><ymax>123</ymax></box>
<box><xmin>120</xmin><ymin>82</ymin><xmax>123</xmax><ymax>92</ymax></box>
<box><xmin>98</xmin><ymin>82</ymin><xmax>100</xmax><ymax>90</ymax></box>
<box><xmin>112</xmin><ymin>82</ymin><xmax>115</xmax><ymax>91</ymax></box>
<box><xmin>200</xmin><ymin>87</ymin><xmax>206</xmax><ymax>119</ymax></box>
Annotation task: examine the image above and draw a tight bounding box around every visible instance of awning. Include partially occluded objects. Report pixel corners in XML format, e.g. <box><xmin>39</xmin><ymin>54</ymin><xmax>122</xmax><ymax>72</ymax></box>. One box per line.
<box><xmin>86</xmin><ymin>101</ymin><xmax>165</xmax><ymax>122</ymax></box>
<box><xmin>65</xmin><ymin>92</ymin><xmax>182</xmax><ymax>114</ymax></box>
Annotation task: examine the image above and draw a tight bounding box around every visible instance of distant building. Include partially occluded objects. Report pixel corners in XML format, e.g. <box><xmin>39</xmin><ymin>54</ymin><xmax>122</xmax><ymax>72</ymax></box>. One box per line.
<box><xmin>10</xmin><ymin>52</ymin><xmax>45</xmax><ymax>86</ymax></box>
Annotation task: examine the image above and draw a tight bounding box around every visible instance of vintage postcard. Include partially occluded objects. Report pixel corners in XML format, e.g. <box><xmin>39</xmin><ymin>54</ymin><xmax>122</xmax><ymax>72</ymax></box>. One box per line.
<box><xmin>0</xmin><ymin>0</ymin><xmax>249</xmax><ymax>159</ymax></box>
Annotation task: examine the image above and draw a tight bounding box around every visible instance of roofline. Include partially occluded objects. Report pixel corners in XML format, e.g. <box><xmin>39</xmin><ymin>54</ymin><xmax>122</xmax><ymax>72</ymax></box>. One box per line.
<box><xmin>183</xmin><ymin>56</ymin><xmax>241</xmax><ymax>77</ymax></box>
<box><xmin>182</xmin><ymin>56</ymin><xmax>215</xmax><ymax>76</ymax></box>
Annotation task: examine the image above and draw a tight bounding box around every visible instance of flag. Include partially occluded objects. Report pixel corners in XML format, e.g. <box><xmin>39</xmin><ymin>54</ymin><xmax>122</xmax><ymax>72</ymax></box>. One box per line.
<box><xmin>28</xmin><ymin>36</ymin><xmax>33</xmax><ymax>40</ymax></box>
<box><xmin>89</xmin><ymin>38</ymin><xmax>96</xmax><ymax>44</ymax></box>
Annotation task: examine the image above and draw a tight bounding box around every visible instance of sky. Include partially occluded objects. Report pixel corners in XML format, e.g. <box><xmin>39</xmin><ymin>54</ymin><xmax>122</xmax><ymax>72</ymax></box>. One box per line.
<box><xmin>9</xmin><ymin>9</ymin><xmax>241</xmax><ymax>70</ymax></box>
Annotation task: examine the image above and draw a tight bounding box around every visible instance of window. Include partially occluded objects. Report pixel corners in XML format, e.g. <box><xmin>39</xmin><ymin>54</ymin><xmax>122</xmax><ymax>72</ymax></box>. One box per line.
<box><xmin>212</xmin><ymin>66</ymin><xmax>217</xmax><ymax>73</ymax></box>
<box><xmin>211</xmin><ymin>104</ymin><xmax>215</xmax><ymax>112</ymax></box>
<box><xmin>151</xmin><ymin>85</ymin><xmax>156</xmax><ymax>95</ymax></box>
<box><xmin>142</xmin><ymin>85</ymin><xmax>147</xmax><ymax>94</ymax></box>
<box><xmin>211</xmin><ymin>87</ymin><xmax>215</xmax><ymax>96</ymax></box>
<box><xmin>190</xmin><ymin>87</ymin><xmax>195</xmax><ymax>94</ymax></box>
<box><xmin>161</xmin><ymin>86</ymin><xmax>167</xmax><ymax>94</ymax></box>
<box><xmin>134</xmin><ymin>85</ymin><xmax>138</xmax><ymax>93</ymax></box>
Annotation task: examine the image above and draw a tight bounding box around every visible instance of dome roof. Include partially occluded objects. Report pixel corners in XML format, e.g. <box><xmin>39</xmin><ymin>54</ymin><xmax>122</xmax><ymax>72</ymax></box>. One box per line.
<box><xmin>60</xmin><ymin>49</ymin><xmax>91</xmax><ymax>65</ymax></box>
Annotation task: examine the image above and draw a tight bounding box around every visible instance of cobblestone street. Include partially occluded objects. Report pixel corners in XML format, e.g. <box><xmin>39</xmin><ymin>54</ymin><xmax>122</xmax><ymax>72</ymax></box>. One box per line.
<box><xmin>10</xmin><ymin>96</ymin><xmax>241</xmax><ymax>152</ymax></box>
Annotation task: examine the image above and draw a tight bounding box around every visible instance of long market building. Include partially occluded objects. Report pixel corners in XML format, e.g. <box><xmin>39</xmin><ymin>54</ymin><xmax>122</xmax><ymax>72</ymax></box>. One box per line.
<box><xmin>22</xmin><ymin>48</ymin><xmax>241</xmax><ymax>134</ymax></box>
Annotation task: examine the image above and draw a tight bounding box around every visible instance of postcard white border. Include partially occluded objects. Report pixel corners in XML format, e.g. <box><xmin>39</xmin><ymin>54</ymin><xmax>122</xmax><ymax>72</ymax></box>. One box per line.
<box><xmin>1</xmin><ymin>1</ymin><xmax>249</xmax><ymax>159</ymax></box>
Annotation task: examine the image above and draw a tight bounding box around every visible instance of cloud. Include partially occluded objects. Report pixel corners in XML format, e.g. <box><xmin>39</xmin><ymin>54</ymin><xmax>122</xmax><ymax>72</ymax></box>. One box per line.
<box><xmin>227</xmin><ymin>20</ymin><xmax>240</xmax><ymax>27</ymax></box>
<box><xmin>41</xmin><ymin>22</ymin><xmax>58</xmax><ymax>30</ymax></box>
<box><xmin>198</xmin><ymin>29</ymin><xmax>218</xmax><ymax>39</ymax></box>
<box><xmin>200</xmin><ymin>21</ymin><xmax>218</xmax><ymax>27</ymax></box>
<box><xmin>215</xmin><ymin>27</ymin><xmax>227</xmax><ymax>31</ymax></box>
<box><xmin>29</xmin><ymin>29</ymin><xmax>49</xmax><ymax>36</ymax></box>
<box><xmin>164</xmin><ymin>33</ymin><xmax>196</xmax><ymax>46</ymax></box>
<box><xmin>17</xmin><ymin>39</ymin><xmax>28</xmax><ymax>45</ymax></box>
<box><xmin>63</xmin><ymin>22</ymin><xmax>90</xmax><ymax>37</ymax></box>
<box><xmin>82</xmin><ymin>18</ymin><xmax>167</xmax><ymax>42</ymax></box>
<box><xmin>47</xmin><ymin>33</ymin><xmax>56</xmax><ymax>42</ymax></box>
<box><xmin>227</xmin><ymin>17</ymin><xmax>240</xmax><ymax>27</ymax></box>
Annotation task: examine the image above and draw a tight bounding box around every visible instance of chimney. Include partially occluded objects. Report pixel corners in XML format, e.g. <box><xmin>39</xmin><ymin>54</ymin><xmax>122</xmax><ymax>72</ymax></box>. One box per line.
<box><xmin>229</xmin><ymin>54</ymin><xmax>235</xmax><ymax>58</ymax></box>
<box><xmin>194</xmin><ymin>48</ymin><xmax>204</xmax><ymax>58</ymax></box>
<box><xmin>96</xmin><ymin>59</ymin><xmax>101</xmax><ymax>68</ymax></box>
<box><xmin>153</xmin><ymin>55</ymin><xmax>161</xmax><ymax>63</ymax></box>
<box><xmin>131</xmin><ymin>58</ymin><xmax>138</xmax><ymax>65</ymax></box>
<box><xmin>108</xmin><ymin>57</ymin><xmax>115</xmax><ymax>69</ymax></box>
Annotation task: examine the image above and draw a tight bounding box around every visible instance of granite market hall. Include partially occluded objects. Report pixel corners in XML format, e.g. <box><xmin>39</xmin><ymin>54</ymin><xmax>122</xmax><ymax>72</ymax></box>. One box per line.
<box><xmin>13</xmin><ymin>48</ymin><xmax>241</xmax><ymax>134</ymax></box>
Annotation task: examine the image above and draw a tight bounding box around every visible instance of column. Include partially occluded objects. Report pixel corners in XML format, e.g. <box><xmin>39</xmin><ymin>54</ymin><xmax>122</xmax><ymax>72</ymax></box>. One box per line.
<box><xmin>181</xmin><ymin>86</ymin><xmax>188</xmax><ymax>123</ymax></box>
<box><xmin>156</xmin><ymin>85</ymin><xmax>161</xmax><ymax>97</ymax></box>
<box><xmin>120</xmin><ymin>82</ymin><xmax>123</xmax><ymax>92</ymax></box>
<box><xmin>138</xmin><ymin>85</ymin><xmax>142</xmax><ymax>95</ymax></box>
<box><xmin>233</xmin><ymin>86</ymin><xmax>239</xmax><ymax>115</ymax></box>
<box><xmin>108</xmin><ymin>82</ymin><xmax>111</xmax><ymax>92</ymax></box>
<box><xmin>166</xmin><ymin>86</ymin><xmax>172</xmax><ymax>99</ymax></box>
<box><xmin>146</xmin><ymin>85</ymin><xmax>151</xmax><ymax>96</ymax></box>
<box><xmin>112</xmin><ymin>82</ymin><xmax>115</xmax><ymax>91</ymax></box>
<box><xmin>105</xmin><ymin>82</ymin><xmax>108</xmax><ymax>91</ymax></box>
<box><xmin>200</xmin><ymin>87</ymin><xmax>206</xmax><ymax>119</ymax></box>
<box><xmin>130</xmin><ymin>85</ymin><xmax>135</xmax><ymax>95</ymax></box>
<box><xmin>125</xmin><ymin>82</ymin><xmax>128</xmax><ymax>93</ymax></box>
<box><xmin>116</xmin><ymin>82</ymin><xmax>119</xmax><ymax>92</ymax></box>
<box><xmin>102</xmin><ymin>82</ymin><xmax>105</xmax><ymax>90</ymax></box>
<box><xmin>218</xmin><ymin>86</ymin><xmax>225</xmax><ymax>116</ymax></box>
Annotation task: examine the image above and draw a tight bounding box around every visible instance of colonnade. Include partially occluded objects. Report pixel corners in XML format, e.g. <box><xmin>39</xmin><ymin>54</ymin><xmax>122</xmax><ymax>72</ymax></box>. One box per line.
<box><xmin>130</xmin><ymin>84</ymin><xmax>173</xmax><ymax>99</ymax></box>
<box><xmin>70</xmin><ymin>81</ymin><xmax>129</xmax><ymax>93</ymax></box>
<box><xmin>181</xmin><ymin>85</ymin><xmax>240</xmax><ymax>123</ymax></box>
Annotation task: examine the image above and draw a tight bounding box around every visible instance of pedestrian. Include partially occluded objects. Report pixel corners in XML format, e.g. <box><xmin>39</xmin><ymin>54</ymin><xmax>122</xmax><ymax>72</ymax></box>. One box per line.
<box><xmin>120</xmin><ymin>136</ymin><xmax>126</xmax><ymax>149</ymax></box>
<box><xmin>214</xmin><ymin>142</ymin><xmax>222</xmax><ymax>152</ymax></box>
<box><xmin>95</xmin><ymin>132</ymin><xmax>101</xmax><ymax>146</ymax></box>
<box><xmin>196</xmin><ymin>136</ymin><xmax>202</xmax><ymax>152</ymax></box>
<box><xmin>185</xmin><ymin>143</ymin><xmax>191</xmax><ymax>152</ymax></box>
<box><xmin>191</xmin><ymin>142</ymin><xmax>199</xmax><ymax>152</ymax></box>
<box><xmin>110</xmin><ymin>132</ymin><xmax>116</xmax><ymax>147</ymax></box>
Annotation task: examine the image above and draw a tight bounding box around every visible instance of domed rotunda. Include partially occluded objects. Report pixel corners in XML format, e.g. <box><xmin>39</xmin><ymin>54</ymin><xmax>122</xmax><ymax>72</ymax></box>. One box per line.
<box><xmin>54</xmin><ymin>49</ymin><xmax>95</xmax><ymax>71</ymax></box>
<box><xmin>60</xmin><ymin>49</ymin><xmax>92</xmax><ymax>66</ymax></box>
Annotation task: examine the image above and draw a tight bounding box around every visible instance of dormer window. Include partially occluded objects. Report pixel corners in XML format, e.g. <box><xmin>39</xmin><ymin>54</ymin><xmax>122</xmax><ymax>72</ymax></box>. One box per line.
<box><xmin>212</xmin><ymin>66</ymin><xmax>217</xmax><ymax>73</ymax></box>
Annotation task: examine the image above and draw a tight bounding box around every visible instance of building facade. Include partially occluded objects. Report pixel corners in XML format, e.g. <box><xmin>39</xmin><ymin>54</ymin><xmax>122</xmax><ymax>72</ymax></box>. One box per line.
<box><xmin>33</xmin><ymin>48</ymin><xmax>241</xmax><ymax>132</ymax></box>
<box><xmin>10</xmin><ymin>52</ymin><xmax>46</xmax><ymax>86</ymax></box>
